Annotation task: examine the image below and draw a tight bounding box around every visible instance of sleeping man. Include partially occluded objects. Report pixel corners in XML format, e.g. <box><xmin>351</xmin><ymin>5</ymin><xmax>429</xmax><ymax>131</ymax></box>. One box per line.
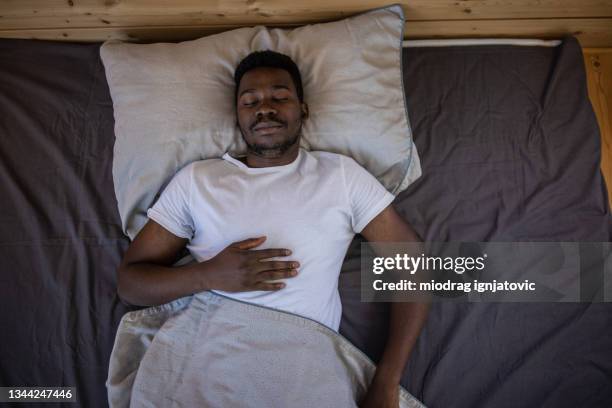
<box><xmin>117</xmin><ymin>50</ymin><xmax>430</xmax><ymax>407</ymax></box>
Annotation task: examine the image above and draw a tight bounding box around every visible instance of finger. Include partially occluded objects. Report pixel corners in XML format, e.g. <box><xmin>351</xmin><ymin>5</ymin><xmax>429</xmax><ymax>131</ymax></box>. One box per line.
<box><xmin>249</xmin><ymin>248</ymin><xmax>292</xmax><ymax>260</ymax></box>
<box><xmin>251</xmin><ymin>260</ymin><xmax>300</xmax><ymax>273</ymax></box>
<box><xmin>256</xmin><ymin>269</ymin><xmax>298</xmax><ymax>281</ymax></box>
<box><xmin>230</xmin><ymin>236</ymin><xmax>266</xmax><ymax>250</ymax></box>
<box><xmin>252</xmin><ymin>282</ymin><xmax>286</xmax><ymax>291</ymax></box>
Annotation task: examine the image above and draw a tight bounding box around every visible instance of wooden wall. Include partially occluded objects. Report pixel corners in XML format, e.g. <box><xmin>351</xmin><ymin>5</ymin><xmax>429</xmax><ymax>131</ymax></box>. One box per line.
<box><xmin>0</xmin><ymin>1</ymin><xmax>611</xmax><ymax>46</ymax></box>
<box><xmin>584</xmin><ymin>49</ymin><xmax>612</xmax><ymax>207</ymax></box>
<box><xmin>1</xmin><ymin>0</ymin><xmax>611</xmax><ymax>206</ymax></box>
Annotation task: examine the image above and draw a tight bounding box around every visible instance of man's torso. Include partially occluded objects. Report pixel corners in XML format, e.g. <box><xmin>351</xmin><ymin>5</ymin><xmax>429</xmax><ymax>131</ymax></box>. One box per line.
<box><xmin>187</xmin><ymin>149</ymin><xmax>355</xmax><ymax>330</ymax></box>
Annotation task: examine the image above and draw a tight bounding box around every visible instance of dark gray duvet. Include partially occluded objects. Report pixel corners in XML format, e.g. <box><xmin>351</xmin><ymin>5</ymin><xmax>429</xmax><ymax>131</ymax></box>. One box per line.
<box><xmin>0</xmin><ymin>36</ymin><xmax>610</xmax><ymax>407</ymax></box>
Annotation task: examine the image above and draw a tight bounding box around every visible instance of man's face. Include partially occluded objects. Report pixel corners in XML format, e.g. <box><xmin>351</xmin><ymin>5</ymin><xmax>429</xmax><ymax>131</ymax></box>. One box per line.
<box><xmin>236</xmin><ymin>67</ymin><xmax>307</xmax><ymax>158</ymax></box>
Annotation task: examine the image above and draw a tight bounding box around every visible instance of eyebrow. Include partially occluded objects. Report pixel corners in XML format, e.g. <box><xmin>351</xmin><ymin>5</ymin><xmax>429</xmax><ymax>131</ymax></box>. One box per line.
<box><xmin>238</xmin><ymin>85</ymin><xmax>291</xmax><ymax>98</ymax></box>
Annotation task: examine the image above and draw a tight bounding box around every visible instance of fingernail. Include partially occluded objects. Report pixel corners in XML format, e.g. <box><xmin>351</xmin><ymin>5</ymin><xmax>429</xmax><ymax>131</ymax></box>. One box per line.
<box><xmin>285</xmin><ymin>249</ymin><xmax>291</xmax><ymax>255</ymax></box>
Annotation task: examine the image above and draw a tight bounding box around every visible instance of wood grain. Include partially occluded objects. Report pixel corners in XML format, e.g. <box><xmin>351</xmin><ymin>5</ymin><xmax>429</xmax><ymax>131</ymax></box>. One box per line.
<box><xmin>1</xmin><ymin>1</ymin><xmax>612</xmax><ymax>46</ymax></box>
<box><xmin>584</xmin><ymin>49</ymin><xmax>612</xmax><ymax>208</ymax></box>
<box><xmin>0</xmin><ymin>18</ymin><xmax>611</xmax><ymax>47</ymax></box>
<box><xmin>1</xmin><ymin>0</ymin><xmax>611</xmax><ymax>22</ymax></box>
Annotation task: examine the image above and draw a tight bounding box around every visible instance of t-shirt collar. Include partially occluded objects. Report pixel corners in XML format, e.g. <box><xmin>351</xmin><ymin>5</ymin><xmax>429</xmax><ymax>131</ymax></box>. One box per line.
<box><xmin>222</xmin><ymin>148</ymin><xmax>303</xmax><ymax>173</ymax></box>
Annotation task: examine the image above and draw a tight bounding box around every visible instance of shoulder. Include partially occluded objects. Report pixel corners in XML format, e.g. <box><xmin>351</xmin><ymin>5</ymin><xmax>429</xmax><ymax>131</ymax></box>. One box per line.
<box><xmin>166</xmin><ymin>158</ymin><xmax>224</xmax><ymax>186</ymax></box>
<box><xmin>189</xmin><ymin>157</ymin><xmax>226</xmax><ymax>174</ymax></box>
<box><xmin>311</xmin><ymin>151</ymin><xmax>369</xmax><ymax>174</ymax></box>
<box><xmin>302</xmin><ymin>151</ymin><xmax>372</xmax><ymax>182</ymax></box>
<box><xmin>300</xmin><ymin>151</ymin><xmax>344</xmax><ymax>179</ymax></box>
<box><xmin>305</xmin><ymin>150</ymin><xmax>356</xmax><ymax>169</ymax></box>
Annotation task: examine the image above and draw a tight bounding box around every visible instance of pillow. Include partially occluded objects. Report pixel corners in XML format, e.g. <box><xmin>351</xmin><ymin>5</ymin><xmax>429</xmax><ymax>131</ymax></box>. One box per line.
<box><xmin>100</xmin><ymin>4</ymin><xmax>421</xmax><ymax>240</ymax></box>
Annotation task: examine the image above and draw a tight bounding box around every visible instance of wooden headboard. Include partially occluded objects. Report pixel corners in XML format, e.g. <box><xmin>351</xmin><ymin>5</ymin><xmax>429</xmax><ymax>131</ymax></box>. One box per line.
<box><xmin>0</xmin><ymin>0</ymin><xmax>611</xmax><ymax>48</ymax></box>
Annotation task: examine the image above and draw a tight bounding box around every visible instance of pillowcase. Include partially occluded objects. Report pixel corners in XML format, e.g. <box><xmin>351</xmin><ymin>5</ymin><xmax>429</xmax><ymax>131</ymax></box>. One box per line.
<box><xmin>100</xmin><ymin>4</ymin><xmax>421</xmax><ymax>240</ymax></box>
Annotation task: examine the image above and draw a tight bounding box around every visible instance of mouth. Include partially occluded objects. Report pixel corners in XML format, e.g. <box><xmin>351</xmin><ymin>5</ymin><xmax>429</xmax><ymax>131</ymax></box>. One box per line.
<box><xmin>252</xmin><ymin>121</ymin><xmax>285</xmax><ymax>134</ymax></box>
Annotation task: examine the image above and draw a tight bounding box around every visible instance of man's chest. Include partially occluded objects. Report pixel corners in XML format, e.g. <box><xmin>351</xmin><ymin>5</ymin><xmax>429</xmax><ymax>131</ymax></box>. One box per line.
<box><xmin>187</xmin><ymin>172</ymin><xmax>354</xmax><ymax>259</ymax></box>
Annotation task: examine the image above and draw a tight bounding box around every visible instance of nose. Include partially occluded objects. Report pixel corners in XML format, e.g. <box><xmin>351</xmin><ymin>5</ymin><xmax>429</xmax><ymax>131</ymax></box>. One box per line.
<box><xmin>256</xmin><ymin>101</ymin><xmax>277</xmax><ymax>118</ymax></box>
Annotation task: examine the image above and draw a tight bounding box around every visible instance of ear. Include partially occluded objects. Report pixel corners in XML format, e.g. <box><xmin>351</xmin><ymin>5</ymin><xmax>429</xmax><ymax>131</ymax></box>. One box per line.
<box><xmin>301</xmin><ymin>103</ymin><xmax>309</xmax><ymax>119</ymax></box>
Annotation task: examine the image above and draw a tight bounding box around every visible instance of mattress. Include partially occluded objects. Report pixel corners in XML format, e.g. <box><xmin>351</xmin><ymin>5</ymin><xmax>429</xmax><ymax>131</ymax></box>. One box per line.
<box><xmin>0</xmin><ymin>36</ymin><xmax>610</xmax><ymax>407</ymax></box>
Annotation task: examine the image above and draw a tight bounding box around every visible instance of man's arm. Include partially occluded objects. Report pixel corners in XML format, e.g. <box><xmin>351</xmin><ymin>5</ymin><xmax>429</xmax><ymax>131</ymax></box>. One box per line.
<box><xmin>118</xmin><ymin>220</ymin><xmax>298</xmax><ymax>306</ymax></box>
<box><xmin>117</xmin><ymin>220</ymin><xmax>199</xmax><ymax>306</ymax></box>
<box><xmin>358</xmin><ymin>204</ymin><xmax>431</xmax><ymax>407</ymax></box>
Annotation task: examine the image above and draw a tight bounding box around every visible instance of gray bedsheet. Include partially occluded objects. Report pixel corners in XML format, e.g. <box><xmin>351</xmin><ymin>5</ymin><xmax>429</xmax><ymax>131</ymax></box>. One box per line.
<box><xmin>107</xmin><ymin>291</ymin><xmax>423</xmax><ymax>408</ymax></box>
<box><xmin>0</xmin><ymin>39</ymin><xmax>132</xmax><ymax>408</ymax></box>
<box><xmin>1</xmin><ymin>36</ymin><xmax>610</xmax><ymax>408</ymax></box>
<box><xmin>340</xmin><ymin>37</ymin><xmax>612</xmax><ymax>408</ymax></box>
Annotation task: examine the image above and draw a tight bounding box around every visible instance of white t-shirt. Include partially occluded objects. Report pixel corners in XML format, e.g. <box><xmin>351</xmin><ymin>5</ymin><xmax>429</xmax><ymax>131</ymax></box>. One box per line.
<box><xmin>147</xmin><ymin>148</ymin><xmax>394</xmax><ymax>331</ymax></box>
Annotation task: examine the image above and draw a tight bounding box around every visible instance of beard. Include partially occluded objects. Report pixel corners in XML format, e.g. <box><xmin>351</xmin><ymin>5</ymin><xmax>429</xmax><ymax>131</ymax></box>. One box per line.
<box><xmin>241</xmin><ymin>121</ymin><xmax>302</xmax><ymax>158</ymax></box>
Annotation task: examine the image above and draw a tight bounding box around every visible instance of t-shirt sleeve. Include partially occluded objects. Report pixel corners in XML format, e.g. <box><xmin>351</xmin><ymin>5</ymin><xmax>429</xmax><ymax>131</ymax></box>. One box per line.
<box><xmin>341</xmin><ymin>155</ymin><xmax>395</xmax><ymax>234</ymax></box>
<box><xmin>146</xmin><ymin>164</ymin><xmax>194</xmax><ymax>240</ymax></box>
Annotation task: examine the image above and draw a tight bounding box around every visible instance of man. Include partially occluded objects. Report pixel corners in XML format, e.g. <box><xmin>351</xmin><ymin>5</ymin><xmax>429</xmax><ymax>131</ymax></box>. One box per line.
<box><xmin>117</xmin><ymin>50</ymin><xmax>430</xmax><ymax>408</ymax></box>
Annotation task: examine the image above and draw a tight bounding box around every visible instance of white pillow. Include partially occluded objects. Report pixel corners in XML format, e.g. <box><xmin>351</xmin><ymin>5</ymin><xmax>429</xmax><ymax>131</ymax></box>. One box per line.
<box><xmin>100</xmin><ymin>4</ymin><xmax>421</xmax><ymax>240</ymax></box>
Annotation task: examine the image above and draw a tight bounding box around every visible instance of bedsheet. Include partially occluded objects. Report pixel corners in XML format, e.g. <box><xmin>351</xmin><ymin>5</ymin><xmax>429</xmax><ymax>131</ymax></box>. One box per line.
<box><xmin>0</xmin><ymin>36</ymin><xmax>610</xmax><ymax>408</ymax></box>
<box><xmin>0</xmin><ymin>39</ymin><xmax>132</xmax><ymax>407</ymax></box>
<box><xmin>107</xmin><ymin>291</ymin><xmax>424</xmax><ymax>408</ymax></box>
<box><xmin>340</xmin><ymin>37</ymin><xmax>612</xmax><ymax>407</ymax></box>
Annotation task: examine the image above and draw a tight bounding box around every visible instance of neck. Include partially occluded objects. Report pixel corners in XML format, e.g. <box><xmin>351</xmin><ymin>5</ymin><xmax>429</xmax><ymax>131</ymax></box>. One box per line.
<box><xmin>243</xmin><ymin>143</ymin><xmax>301</xmax><ymax>168</ymax></box>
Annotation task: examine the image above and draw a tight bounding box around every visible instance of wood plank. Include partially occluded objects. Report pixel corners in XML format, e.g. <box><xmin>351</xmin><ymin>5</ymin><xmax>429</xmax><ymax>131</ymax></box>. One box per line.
<box><xmin>0</xmin><ymin>24</ymin><xmax>247</xmax><ymax>42</ymax></box>
<box><xmin>403</xmin><ymin>18</ymin><xmax>612</xmax><ymax>48</ymax></box>
<box><xmin>1</xmin><ymin>18</ymin><xmax>611</xmax><ymax>47</ymax></box>
<box><xmin>584</xmin><ymin>49</ymin><xmax>612</xmax><ymax>208</ymax></box>
<box><xmin>1</xmin><ymin>0</ymin><xmax>611</xmax><ymax>30</ymax></box>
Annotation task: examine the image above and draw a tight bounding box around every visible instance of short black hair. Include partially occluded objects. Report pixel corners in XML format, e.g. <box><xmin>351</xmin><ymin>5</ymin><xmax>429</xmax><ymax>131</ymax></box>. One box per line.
<box><xmin>234</xmin><ymin>50</ymin><xmax>304</xmax><ymax>103</ymax></box>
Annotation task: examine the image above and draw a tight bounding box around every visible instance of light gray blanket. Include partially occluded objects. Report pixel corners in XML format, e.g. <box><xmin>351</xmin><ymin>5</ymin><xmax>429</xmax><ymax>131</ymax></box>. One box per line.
<box><xmin>106</xmin><ymin>291</ymin><xmax>425</xmax><ymax>408</ymax></box>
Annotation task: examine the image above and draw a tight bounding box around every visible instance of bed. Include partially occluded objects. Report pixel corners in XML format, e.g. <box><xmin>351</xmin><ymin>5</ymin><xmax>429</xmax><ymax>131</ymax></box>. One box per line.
<box><xmin>0</xmin><ymin>35</ymin><xmax>610</xmax><ymax>407</ymax></box>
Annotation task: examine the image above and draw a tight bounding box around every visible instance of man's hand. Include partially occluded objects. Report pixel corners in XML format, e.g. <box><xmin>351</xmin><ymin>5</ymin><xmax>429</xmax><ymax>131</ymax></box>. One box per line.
<box><xmin>200</xmin><ymin>236</ymin><xmax>300</xmax><ymax>292</ymax></box>
<box><xmin>118</xmin><ymin>220</ymin><xmax>299</xmax><ymax>306</ymax></box>
<box><xmin>359</xmin><ymin>374</ymin><xmax>400</xmax><ymax>408</ymax></box>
